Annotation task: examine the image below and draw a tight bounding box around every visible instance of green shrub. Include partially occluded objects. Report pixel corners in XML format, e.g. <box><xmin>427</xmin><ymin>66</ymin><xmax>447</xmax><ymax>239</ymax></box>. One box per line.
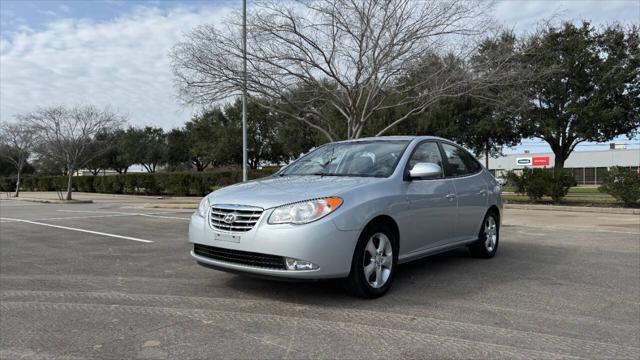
<box><xmin>508</xmin><ymin>168</ymin><xmax>575</xmax><ymax>202</ymax></box>
<box><xmin>599</xmin><ymin>167</ymin><xmax>640</xmax><ymax>206</ymax></box>
<box><xmin>0</xmin><ymin>177</ymin><xmax>15</xmax><ymax>192</ymax></box>
<box><xmin>164</xmin><ymin>172</ymin><xmax>190</xmax><ymax>196</ymax></box>
<box><xmin>74</xmin><ymin>176</ymin><xmax>95</xmax><ymax>192</ymax></box>
<box><xmin>548</xmin><ymin>172</ymin><xmax>575</xmax><ymax>203</ymax></box>
<box><xmin>524</xmin><ymin>170</ymin><xmax>550</xmax><ymax>200</ymax></box>
<box><xmin>94</xmin><ymin>175</ymin><xmax>124</xmax><ymax>194</ymax></box>
<box><xmin>18</xmin><ymin>176</ymin><xmax>67</xmax><ymax>191</ymax></box>
<box><xmin>53</xmin><ymin>176</ymin><xmax>68</xmax><ymax>192</ymax></box>
<box><xmin>0</xmin><ymin>168</ymin><xmax>278</xmax><ymax>197</ymax></box>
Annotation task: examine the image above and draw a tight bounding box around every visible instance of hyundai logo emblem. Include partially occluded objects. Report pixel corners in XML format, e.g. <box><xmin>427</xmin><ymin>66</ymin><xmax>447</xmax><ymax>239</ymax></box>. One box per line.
<box><xmin>223</xmin><ymin>213</ymin><xmax>237</xmax><ymax>224</ymax></box>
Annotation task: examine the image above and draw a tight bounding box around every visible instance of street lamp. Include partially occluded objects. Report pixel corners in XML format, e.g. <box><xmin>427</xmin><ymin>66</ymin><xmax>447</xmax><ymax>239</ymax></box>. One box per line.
<box><xmin>242</xmin><ymin>0</ymin><xmax>248</xmax><ymax>182</ymax></box>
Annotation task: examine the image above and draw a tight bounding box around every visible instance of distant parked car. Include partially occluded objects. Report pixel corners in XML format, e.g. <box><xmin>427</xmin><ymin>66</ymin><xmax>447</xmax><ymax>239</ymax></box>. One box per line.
<box><xmin>495</xmin><ymin>177</ymin><xmax>508</xmax><ymax>186</ymax></box>
<box><xmin>189</xmin><ymin>136</ymin><xmax>503</xmax><ymax>298</ymax></box>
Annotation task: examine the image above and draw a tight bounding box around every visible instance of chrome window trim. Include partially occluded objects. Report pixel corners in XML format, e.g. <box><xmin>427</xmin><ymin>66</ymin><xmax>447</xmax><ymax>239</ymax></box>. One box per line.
<box><xmin>438</xmin><ymin>141</ymin><xmax>483</xmax><ymax>179</ymax></box>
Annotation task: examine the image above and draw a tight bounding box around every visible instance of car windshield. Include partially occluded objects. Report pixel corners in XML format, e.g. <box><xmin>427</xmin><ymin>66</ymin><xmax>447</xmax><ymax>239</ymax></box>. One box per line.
<box><xmin>280</xmin><ymin>140</ymin><xmax>409</xmax><ymax>178</ymax></box>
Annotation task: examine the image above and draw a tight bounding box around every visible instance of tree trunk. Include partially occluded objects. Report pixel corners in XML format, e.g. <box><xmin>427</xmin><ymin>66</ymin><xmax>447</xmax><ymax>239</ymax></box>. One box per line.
<box><xmin>484</xmin><ymin>146</ymin><xmax>490</xmax><ymax>169</ymax></box>
<box><xmin>66</xmin><ymin>166</ymin><xmax>73</xmax><ymax>200</ymax></box>
<box><xmin>195</xmin><ymin>160</ymin><xmax>204</xmax><ymax>171</ymax></box>
<box><xmin>550</xmin><ymin>154</ymin><xmax>568</xmax><ymax>204</ymax></box>
<box><xmin>14</xmin><ymin>170</ymin><xmax>21</xmax><ymax>198</ymax></box>
<box><xmin>553</xmin><ymin>154</ymin><xmax>565</xmax><ymax>175</ymax></box>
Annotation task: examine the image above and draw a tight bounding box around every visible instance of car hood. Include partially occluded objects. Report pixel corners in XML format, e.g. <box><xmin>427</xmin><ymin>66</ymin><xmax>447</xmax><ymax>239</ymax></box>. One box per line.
<box><xmin>206</xmin><ymin>175</ymin><xmax>382</xmax><ymax>209</ymax></box>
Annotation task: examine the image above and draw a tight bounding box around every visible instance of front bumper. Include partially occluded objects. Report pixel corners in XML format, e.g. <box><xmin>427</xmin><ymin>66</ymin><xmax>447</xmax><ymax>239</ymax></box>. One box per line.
<box><xmin>188</xmin><ymin>211</ymin><xmax>359</xmax><ymax>280</ymax></box>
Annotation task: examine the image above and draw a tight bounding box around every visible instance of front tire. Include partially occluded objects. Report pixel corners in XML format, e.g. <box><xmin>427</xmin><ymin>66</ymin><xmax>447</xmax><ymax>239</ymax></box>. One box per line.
<box><xmin>469</xmin><ymin>211</ymin><xmax>499</xmax><ymax>258</ymax></box>
<box><xmin>343</xmin><ymin>223</ymin><xmax>398</xmax><ymax>298</ymax></box>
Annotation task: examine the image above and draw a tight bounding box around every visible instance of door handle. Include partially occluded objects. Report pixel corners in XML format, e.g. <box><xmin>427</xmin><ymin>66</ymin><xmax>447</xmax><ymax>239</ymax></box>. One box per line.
<box><xmin>445</xmin><ymin>193</ymin><xmax>456</xmax><ymax>200</ymax></box>
<box><xmin>478</xmin><ymin>189</ymin><xmax>487</xmax><ymax>196</ymax></box>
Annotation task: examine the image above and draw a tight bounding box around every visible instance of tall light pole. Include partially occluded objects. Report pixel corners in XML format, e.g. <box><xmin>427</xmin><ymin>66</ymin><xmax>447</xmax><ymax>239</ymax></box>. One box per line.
<box><xmin>241</xmin><ymin>0</ymin><xmax>248</xmax><ymax>182</ymax></box>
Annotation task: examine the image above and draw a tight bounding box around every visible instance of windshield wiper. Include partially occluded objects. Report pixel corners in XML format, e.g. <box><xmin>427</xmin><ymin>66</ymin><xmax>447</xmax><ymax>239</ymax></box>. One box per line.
<box><xmin>311</xmin><ymin>172</ymin><xmax>344</xmax><ymax>177</ymax></box>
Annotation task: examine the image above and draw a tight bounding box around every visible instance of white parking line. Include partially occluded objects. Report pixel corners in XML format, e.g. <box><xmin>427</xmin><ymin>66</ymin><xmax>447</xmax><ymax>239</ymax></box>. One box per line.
<box><xmin>38</xmin><ymin>214</ymin><xmax>136</xmax><ymax>221</ymax></box>
<box><xmin>55</xmin><ymin>209</ymin><xmax>189</xmax><ymax>221</ymax></box>
<box><xmin>0</xmin><ymin>217</ymin><xmax>153</xmax><ymax>243</ymax></box>
<box><xmin>57</xmin><ymin>210</ymin><xmax>139</xmax><ymax>214</ymax></box>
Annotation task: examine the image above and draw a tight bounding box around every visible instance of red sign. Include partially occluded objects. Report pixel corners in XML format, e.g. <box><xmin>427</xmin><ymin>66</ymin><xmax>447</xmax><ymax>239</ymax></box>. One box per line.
<box><xmin>532</xmin><ymin>156</ymin><xmax>550</xmax><ymax>166</ymax></box>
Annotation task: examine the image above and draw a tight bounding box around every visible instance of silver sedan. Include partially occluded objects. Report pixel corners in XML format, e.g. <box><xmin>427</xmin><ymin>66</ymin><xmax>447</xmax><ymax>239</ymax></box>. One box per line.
<box><xmin>189</xmin><ymin>136</ymin><xmax>502</xmax><ymax>298</ymax></box>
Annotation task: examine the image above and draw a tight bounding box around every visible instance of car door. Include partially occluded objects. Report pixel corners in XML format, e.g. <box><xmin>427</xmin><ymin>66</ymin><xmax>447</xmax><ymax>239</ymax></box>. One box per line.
<box><xmin>400</xmin><ymin>141</ymin><xmax>458</xmax><ymax>255</ymax></box>
<box><xmin>440</xmin><ymin>142</ymin><xmax>489</xmax><ymax>241</ymax></box>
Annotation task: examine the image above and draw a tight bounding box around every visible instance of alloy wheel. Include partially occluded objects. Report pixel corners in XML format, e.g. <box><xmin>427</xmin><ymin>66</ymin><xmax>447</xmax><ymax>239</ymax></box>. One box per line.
<box><xmin>485</xmin><ymin>216</ymin><xmax>498</xmax><ymax>252</ymax></box>
<box><xmin>363</xmin><ymin>232</ymin><xmax>393</xmax><ymax>288</ymax></box>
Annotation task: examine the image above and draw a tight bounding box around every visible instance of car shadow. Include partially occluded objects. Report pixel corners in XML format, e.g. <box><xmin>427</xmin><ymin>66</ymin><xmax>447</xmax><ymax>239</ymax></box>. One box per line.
<box><xmin>219</xmin><ymin>238</ymin><xmax>571</xmax><ymax>306</ymax></box>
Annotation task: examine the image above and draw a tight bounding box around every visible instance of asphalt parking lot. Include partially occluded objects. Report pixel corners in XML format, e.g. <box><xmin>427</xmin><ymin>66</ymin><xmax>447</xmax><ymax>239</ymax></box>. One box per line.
<box><xmin>0</xmin><ymin>199</ymin><xmax>638</xmax><ymax>359</ymax></box>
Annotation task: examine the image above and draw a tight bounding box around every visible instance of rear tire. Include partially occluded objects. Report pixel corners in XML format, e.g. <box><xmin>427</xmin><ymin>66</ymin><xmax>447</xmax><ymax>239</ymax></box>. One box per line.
<box><xmin>343</xmin><ymin>223</ymin><xmax>398</xmax><ymax>299</ymax></box>
<box><xmin>469</xmin><ymin>211</ymin><xmax>499</xmax><ymax>258</ymax></box>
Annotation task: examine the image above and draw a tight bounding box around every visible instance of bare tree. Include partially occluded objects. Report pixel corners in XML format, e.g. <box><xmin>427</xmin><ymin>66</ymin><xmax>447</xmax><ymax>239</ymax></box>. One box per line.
<box><xmin>0</xmin><ymin>120</ymin><xmax>36</xmax><ymax>197</ymax></box>
<box><xmin>20</xmin><ymin>105</ymin><xmax>124</xmax><ymax>200</ymax></box>
<box><xmin>171</xmin><ymin>0</ymin><xmax>513</xmax><ymax>140</ymax></box>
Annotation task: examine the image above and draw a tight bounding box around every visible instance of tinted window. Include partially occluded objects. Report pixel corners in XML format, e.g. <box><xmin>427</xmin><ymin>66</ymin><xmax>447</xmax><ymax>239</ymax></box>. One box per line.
<box><xmin>281</xmin><ymin>140</ymin><xmax>409</xmax><ymax>177</ymax></box>
<box><xmin>408</xmin><ymin>142</ymin><xmax>443</xmax><ymax>178</ymax></box>
<box><xmin>441</xmin><ymin>143</ymin><xmax>481</xmax><ymax>176</ymax></box>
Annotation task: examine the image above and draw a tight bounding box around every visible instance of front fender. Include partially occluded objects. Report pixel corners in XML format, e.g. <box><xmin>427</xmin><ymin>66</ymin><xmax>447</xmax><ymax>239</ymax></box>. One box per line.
<box><xmin>332</xmin><ymin>189</ymin><xmax>406</xmax><ymax>232</ymax></box>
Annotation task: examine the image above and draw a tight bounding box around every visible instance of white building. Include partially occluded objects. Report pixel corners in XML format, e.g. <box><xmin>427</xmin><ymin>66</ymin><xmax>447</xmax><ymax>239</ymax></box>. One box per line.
<box><xmin>486</xmin><ymin>145</ymin><xmax>639</xmax><ymax>185</ymax></box>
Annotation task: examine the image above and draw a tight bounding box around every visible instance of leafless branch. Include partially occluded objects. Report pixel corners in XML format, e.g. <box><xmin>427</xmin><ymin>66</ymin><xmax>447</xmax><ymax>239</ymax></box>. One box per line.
<box><xmin>0</xmin><ymin>120</ymin><xmax>37</xmax><ymax>197</ymax></box>
<box><xmin>171</xmin><ymin>0</ymin><xmax>514</xmax><ymax>140</ymax></box>
<box><xmin>18</xmin><ymin>105</ymin><xmax>124</xmax><ymax>200</ymax></box>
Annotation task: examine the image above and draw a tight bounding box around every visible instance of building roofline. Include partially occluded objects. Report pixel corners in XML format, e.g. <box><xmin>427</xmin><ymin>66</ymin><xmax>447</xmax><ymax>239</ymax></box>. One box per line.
<box><xmin>496</xmin><ymin>148</ymin><xmax>639</xmax><ymax>157</ymax></box>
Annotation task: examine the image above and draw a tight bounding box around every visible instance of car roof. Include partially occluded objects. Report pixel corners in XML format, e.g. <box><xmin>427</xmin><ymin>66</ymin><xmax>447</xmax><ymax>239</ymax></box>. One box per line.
<box><xmin>336</xmin><ymin>135</ymin><xmax>449</xmax><ymax>143</ymax></box>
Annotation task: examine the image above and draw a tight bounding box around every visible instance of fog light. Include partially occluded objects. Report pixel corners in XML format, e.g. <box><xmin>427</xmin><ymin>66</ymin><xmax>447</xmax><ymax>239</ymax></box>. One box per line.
<box><xmin>284</xmin><ymin>258</ymin><xmax>318</xmax><ymax>271</ymax></box>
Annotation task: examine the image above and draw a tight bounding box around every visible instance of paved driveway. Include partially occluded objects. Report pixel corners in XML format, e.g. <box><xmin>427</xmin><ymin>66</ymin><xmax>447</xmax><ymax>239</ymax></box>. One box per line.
<box><xmin>1</xmin><ymin>199</ymin><xmax>638</xmax><ymax>359</ymax></box>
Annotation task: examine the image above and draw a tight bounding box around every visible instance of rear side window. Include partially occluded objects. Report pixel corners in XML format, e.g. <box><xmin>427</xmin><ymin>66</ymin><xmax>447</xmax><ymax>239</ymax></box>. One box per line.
<box><xmin>441</xmin><ymin>143</ymin><xmax>481</xmax><ymax>177</ymax></box>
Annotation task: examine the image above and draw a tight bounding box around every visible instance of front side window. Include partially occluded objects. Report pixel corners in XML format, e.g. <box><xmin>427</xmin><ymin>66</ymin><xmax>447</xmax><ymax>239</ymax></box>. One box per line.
<box><xmin>441</xmin><ymin>143</ymin><xmax>481</xmax><ymax>177</ymax></box>
<box><xmin>280</xmin><ymin>140</ymin><xmax>409</xmax><ymax>178</ymax></box>
<box><xmin>407</xmin><ymin>142</ymin><xmax>443</xmax><ymax>178</ymax></box>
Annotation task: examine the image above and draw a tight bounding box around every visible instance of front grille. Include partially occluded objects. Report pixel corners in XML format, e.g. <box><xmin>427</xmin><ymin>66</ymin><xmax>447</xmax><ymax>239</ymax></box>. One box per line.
<box><xmin>209</xmin><ymin>205</ymin><xmax>263</xmax><ymax>232</ymax></box>
<box><xmin>194</xmin><ymin>243</ymin><xmax>286</xmax><ymax>269</ymax></box>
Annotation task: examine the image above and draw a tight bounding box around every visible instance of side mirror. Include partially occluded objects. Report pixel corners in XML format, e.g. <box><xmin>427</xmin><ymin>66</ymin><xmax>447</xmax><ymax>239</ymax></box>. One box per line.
<box><xmin>409</xmin><ymin>162</ymin><xmax>442</xmax><ymax>179</ymax></box>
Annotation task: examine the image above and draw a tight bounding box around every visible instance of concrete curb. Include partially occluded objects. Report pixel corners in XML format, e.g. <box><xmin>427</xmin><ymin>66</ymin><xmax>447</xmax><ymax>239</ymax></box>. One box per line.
<box><xmin>504</xmin><ymin>203</ymin><xmax>640</xmax><ymax>215</ymax></box>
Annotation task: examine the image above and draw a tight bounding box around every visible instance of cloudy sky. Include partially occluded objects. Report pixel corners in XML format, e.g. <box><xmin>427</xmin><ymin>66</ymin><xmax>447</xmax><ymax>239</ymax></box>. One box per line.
<box><xmin>1</xmin><ymin>0</ymin><xmax>638</xmax><ymax>152</ymax></box>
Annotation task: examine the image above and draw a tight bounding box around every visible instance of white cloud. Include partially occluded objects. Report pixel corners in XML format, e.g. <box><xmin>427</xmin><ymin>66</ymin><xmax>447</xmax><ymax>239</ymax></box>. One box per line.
<box><xmin>58</xmin><ymin>4</ymin><xmax>71</xmax><ymax>14</ymax></box>
<box><xmin>495</xmin><ymin>0</ymin><xmax>639</xmax><ymax>33</ymax></box>
<box><xmin>39</xmin><ymin>9</ymin><xmax>59</xmax><ymax>17</ymax></box>
<box><xmin>0</xmin><ymin>1</ymin><xmax>636</xmax><ymax>131</ymax></box>
<box><xmin>0</xmin><ymin>5</ymin><xmax>232</xmax><ymax>129</ymax></box>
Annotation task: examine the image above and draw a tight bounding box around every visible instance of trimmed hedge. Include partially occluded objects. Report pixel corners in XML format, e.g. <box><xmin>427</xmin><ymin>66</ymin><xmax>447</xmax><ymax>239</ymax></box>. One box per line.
<box><xmin>0</xmin><ymin>169</ymin><xmax>277</xmax><ymax>197</ymax></box>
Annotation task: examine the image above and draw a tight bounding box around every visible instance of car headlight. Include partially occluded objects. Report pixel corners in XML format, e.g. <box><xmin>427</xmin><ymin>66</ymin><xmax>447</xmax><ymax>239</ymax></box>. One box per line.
<box><xmin>197</xmin><ymin>196</ymin><xmax>210</xmax><ymax>218</ymax></box>
<box><xmin>268</xmin><ymin>197</ymin><xmax>343</xmax><ymax>225</ymax></box>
